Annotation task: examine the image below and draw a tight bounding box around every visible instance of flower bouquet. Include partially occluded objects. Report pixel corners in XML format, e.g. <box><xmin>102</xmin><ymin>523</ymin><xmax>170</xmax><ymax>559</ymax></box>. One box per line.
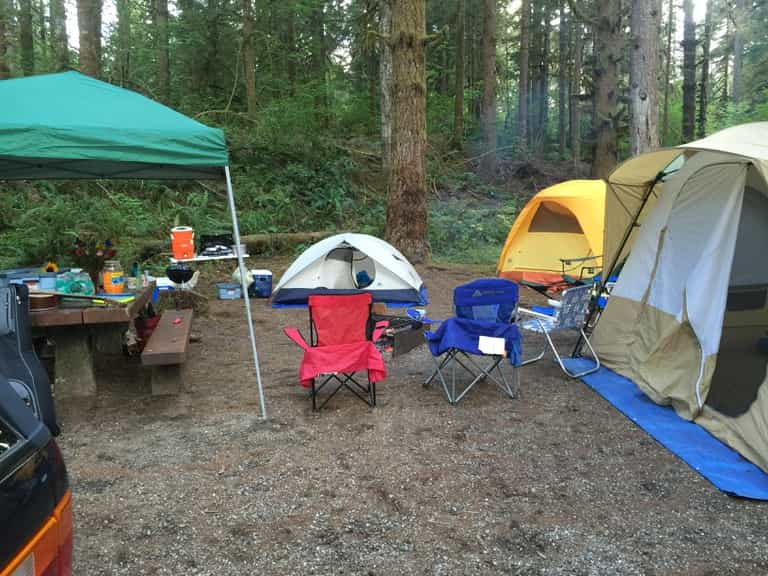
<box><xmin>71</xmin><ymin>236</ymin><xmax>116</xmax><ymax>288</ymax></box>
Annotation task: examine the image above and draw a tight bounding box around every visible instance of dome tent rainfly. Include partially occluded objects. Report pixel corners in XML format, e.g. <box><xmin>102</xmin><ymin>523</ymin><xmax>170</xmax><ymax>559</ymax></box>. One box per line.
<box><xmin>0</xmin><ymin>71</ymin><xmax>266</xmax><ymax>417</ymax></box>
<box><xmin>591</xmin><ymin>122</ymin><xmax>768</xmax><ymax>473</ymax></box>
<box><xmin>272</xmin><ymin>233</ymin><xmax>427</xmax><ymax>307</ymax></box>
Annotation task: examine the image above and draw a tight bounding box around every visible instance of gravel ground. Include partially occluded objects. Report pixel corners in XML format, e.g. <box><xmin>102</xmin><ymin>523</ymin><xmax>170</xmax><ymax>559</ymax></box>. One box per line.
<box><xmin>57</xmin><ymin>261</ymin><xmax>768</xmax><ymax>575</ymax></box>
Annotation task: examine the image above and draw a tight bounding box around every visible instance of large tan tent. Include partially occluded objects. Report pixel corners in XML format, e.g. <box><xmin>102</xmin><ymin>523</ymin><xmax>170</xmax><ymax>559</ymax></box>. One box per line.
<box><xmin>497</xmin><ymin>180</ymin><xmax>606</xmax><ymax>285</ymax></box>
<box><xmin>592</xmin><ymin>122</ymin><xmax>768</xmax><ymax>472</ymax></box>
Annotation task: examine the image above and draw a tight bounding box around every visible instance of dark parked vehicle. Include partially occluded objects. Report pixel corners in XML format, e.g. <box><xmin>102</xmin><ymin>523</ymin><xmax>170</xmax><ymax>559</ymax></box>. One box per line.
<box><xmin>0</xmin><ymin>284</ymin><xmax>72</xmax><ymax>576</ymax></box>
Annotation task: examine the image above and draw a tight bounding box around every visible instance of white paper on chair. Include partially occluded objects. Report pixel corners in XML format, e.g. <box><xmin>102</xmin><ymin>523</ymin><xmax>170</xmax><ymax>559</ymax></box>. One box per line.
<box><xmin>478</xmin><ymin>336</ymin><xmax>506</xmax><ymax>356</ymax></box>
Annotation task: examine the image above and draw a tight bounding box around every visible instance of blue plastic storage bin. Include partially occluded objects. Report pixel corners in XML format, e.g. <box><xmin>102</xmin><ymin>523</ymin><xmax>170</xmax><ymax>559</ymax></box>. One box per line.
<box><xmin>217</xmin><ymin>282</ymin><xmax>242</xmax><ymax>299</ymax></box>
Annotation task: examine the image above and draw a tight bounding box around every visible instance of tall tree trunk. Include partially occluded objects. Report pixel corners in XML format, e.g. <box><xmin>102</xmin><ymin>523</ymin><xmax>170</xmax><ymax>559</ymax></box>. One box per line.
<box><xmin>661</xmin><ymin>0</ymin><xmax>674</xmax><ymax>144</ymax></box>
<box><xmin>480</xmin><ymin>0</ymin><xmax>497</xmax><ymax>179</ymax></box>
<box><xmin>155</xmin><ymin>0</ymin><xmax>170</xmax><ymax>102</ymax></box>
<box><xmin>697</xmin><ymin>0</ymin><xmax>712</xmax><ymax>137</ymax></box>
<box><xmin>517</xmin><ymin>0</ymin><xmax>530</xmax><ymax>147</ymax></box>
<box><xmin>38</xmin><ymin>0</ymin><xmax>48</xmax><ymax>70</ymax></box>
<box><xmin>681</xmin><ymin>0</ymin><xmax>695</xmax><ymax>142</ymax></box>
<box><xmin>439</xmin><ymin>44</ymin><xmax>449</xmax><ymax>95</ymax></box>
<box><xmin>0</xmin><ymin>0</ymin><xmax>9</xmax><ymax>79</ymax></box>
<box><xmin>732</xmin><ymin>0</ymin><xmax>744</xmax><ymax>105</ymax></box>
<box><xmin>570</xmin><ymin>17</ymin><xmax>583</xmax><ymax>167</ymax></box>
<box><xmin>529</xmin><ymin>0</ymin><xmax>541</xmax><ymax>146</ymax></box>
<box><xmin>312</xmin><ymin>3</ymin><xmax>328</xmax><ymax>126</ymax></box>
<box><xmin>386</xmin><ymin>0</ymin><xmax>429</xmax><ymax>263</ymax></box>
<box><xmin>471</xmin><ymin>9</ymin><xmax>482</xmax><ymax>125</ymax></box>
<box><xmin>591</xmin><ymin>0</ymin><xmax>622</xmax><ymax>179</ymax></box>
<box><xmin>49</xmin><ymin>0</ymin><xmax>68</xmax><ymax>70</ymax></box>
<box><xmin>629</xmin><ymin>0</ymin><xmax>661</xmax><ymax>155</ymax></box>
<box><xmin>19</xmin><ymin>0</ymin><xmax>34</xmax><ymax>75</ymax></box>
<box><xmin>720</xmin><ymin>12</ymin><xmax>730</xmax><ymax>109</ymax></box>
<box><xmin>379</xmin><ymin>0</ymin><xmax>393</xmax><ymax>179</ymax></box>
<box><xmin>452</xmin><ymin>0</ymin><xmax>465</xmax><ymax>148</ymax></box>
<box><xmin>116</xmin><ymin>0</ymin><xmax>130</xmax><ymax>85</ymax></box>
<box><xmin>538</xmin><ymin>4</ymin><xmax>550</xmax><ymax>154</ymax></box>
<box><xmin>242</xmin><ymin>0</ymin><xmax>256</xmax><ymax>116</ymax></box>
<box><xmin>77</xmin><ymin>0</ymin><xmax>102</xmax><ymax>77</ymax></box>
<box><xmin>205</xmin><ymin>0</ymin><xmax>220</xmax><ymax>93</ymax></box>
<box><xmin>558</xmin><ymin>0</ymin><xmax>567</xmax><ymax>159</ymax></box>
<box><xmin>286</xmin><ymin>1</ymin><xmax>296</xmax><ymax>93</ymax></box>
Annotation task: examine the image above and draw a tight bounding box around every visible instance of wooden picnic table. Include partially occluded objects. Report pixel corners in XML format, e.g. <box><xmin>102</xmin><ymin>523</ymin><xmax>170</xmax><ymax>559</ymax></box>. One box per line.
<box><xmin>30</xmin><ymin>282</ymin><xmax>156</xmax><ymax>398</ymax></box>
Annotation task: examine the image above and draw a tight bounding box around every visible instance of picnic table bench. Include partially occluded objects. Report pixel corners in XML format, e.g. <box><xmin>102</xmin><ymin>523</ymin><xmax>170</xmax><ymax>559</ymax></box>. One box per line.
<box><xmin>141</xmin><ymin>308</ymin><xmax>194</xmax><ymax>395</ymax></box>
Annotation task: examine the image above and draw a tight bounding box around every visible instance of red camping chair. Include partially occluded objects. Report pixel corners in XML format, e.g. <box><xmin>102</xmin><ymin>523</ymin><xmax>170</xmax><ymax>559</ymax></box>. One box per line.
<box><xmin>284</xmin><ymin>294</ymin><xmax>388</xmax><ymax>410</ymax></box>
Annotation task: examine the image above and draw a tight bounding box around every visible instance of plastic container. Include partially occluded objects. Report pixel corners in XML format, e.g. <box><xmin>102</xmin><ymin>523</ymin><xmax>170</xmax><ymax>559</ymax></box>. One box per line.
<box><xmin>216</xmin><ymin>282</ymin><xmax>242</xmax><ymax>300</ymax></box>
<box><xmin>249</xmin><ymin>270</ymin><xmax>272</xmax><ymax>298</ymax></box>
<box><xmin>171</xmin><ymin>226</ymin><xmax>195</xmax><ymax>260</ymax></box>
<box><xmin>39</xmin><ymin>273</ymin><xmax>57</xmax><ymax>291</ymax></box>
<box><xmin>102</xmin><ymin>260</ymin><xmax>125</xmax><ymax>294</ymax></box>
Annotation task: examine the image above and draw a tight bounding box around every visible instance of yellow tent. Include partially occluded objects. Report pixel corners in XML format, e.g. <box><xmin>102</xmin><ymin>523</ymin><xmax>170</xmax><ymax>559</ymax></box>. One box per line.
<box><xmin>497</xmin><ymin>179</ymin><xmax>606</xmax><ymax>285</ymax></box>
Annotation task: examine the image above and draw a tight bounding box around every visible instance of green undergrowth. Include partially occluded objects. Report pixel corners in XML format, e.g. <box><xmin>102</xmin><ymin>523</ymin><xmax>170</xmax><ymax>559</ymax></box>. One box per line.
<box><xmin>0</xmin><ymin>128</ymin><xmax>518</xmax><ymax>270</ymax></box>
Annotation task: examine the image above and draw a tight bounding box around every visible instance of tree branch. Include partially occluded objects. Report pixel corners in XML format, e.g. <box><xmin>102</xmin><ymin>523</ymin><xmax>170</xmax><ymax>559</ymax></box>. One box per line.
<box><xmin>423</xmin><ymin>25</ymin><xmax>449</xmax><ymax>46</ymax></box>
<box><xmin>567</xmin><ymin>0</ymin><xmax>595</xmax><ymax>24</ymax></box>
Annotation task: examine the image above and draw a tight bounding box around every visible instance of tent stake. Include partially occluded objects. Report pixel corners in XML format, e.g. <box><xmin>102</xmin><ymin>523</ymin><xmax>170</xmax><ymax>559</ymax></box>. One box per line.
<box><xmin>225</xmin><ymin>166</ymin><xmax>267</xmax><ymax>419</ymax></box>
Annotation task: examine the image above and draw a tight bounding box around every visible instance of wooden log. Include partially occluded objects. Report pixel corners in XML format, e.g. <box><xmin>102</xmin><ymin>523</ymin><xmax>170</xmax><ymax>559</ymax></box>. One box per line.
<box><xmin>137</xmin><ymin>231</ymin><xmax>335</xmax><ymax>260</ymax></box>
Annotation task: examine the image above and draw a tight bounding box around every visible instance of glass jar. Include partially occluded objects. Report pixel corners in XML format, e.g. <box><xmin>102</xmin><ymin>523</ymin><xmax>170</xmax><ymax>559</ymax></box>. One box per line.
<box><xmin>102</xmin><ymin>260</ymin><xmax>125</xmax><ymax>294</ymax></box>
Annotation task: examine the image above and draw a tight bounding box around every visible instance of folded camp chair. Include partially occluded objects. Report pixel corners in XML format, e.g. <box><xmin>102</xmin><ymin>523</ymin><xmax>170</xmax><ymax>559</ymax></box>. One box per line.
<box><xmin>284</xmin><ymin>293</ymin><xmax>388</xmax><ymax>410</ymax></box>
<box><xmin>424</xmin><ymin>278</ymin><xmax>521</xmax><ymax>405</ymax></box>
<box><xmin>519</xmin><ymin>284</ymin><xmax>600</xmax><ymax>378</ymax></box>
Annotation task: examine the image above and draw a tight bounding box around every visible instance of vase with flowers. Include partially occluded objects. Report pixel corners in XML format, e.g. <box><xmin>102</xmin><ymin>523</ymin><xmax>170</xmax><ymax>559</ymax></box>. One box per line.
<box><xmin>71</xmin><ymin>236</ymin><xmax>117</xmax><ymax>290</ymax></box>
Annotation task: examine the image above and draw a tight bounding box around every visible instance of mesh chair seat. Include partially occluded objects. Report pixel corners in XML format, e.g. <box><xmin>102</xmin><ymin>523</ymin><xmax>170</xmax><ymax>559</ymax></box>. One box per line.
<box><xmin>519</xmin><ymin>284</ymin><xmax>600</xmax><ymax>378</ymax></box>
<box><xmin>520</xmin><ymin>317</ymin><xmax>556</xmax><ymax>333</ymax></box>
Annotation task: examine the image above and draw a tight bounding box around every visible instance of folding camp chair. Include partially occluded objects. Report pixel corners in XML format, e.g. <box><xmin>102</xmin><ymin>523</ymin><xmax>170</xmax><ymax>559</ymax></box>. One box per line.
<box><xmin>284</xmin><ymin>293</ymin><xmax>387</xmax><ymax>410</ymax></box>
<box><xmin>519</xmin><ymin>284</ymin><xmax>600</xmax><ymax>378</ymax></box>
<box><xmin>424</xmin><ymin>278</ymin><xmax>521</xmax><ymax>405</ymax></box>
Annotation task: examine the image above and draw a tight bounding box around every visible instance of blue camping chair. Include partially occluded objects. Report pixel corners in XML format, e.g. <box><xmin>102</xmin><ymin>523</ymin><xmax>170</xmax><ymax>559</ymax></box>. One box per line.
<box><xmin>424</xmin><ymin>278</ymin><xmax>521</xmax><ymax>405</ymax></box>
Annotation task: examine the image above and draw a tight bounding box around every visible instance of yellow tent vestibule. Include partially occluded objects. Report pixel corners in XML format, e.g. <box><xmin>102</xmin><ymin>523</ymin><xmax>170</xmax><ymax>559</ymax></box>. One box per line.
<box><xmin>497</xmin><ymin>179</ymin><xmax>606</xmax><ymax>285</ymax></box>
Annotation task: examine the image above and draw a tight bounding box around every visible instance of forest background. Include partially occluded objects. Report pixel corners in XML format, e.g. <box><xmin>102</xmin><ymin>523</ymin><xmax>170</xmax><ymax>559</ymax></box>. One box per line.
<box><xmin>0</xmin><ymin>0</ymin><xmax>765</xmax><ymax>268</ymax></box>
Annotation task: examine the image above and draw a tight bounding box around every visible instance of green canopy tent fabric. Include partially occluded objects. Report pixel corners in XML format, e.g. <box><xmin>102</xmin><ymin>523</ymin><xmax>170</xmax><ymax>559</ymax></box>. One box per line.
<box><xmin>0</xmin><ymin>71</ymin><xmax>266</xmax><ymax>416</ymax></box>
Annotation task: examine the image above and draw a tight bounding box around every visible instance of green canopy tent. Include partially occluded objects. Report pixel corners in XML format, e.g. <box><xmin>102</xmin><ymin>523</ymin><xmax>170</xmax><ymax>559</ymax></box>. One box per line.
<box><xmin>0</xmin><ymin>71</ymin><xmax>266</xmax><ymax>417</ymax></box>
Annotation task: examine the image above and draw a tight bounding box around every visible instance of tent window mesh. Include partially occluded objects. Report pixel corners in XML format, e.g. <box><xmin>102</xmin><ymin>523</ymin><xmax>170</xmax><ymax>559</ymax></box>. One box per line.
<box><xmin>528</xmin><ymin>202</ymin><xmax>584</xmax><ymax>234</ymax></box>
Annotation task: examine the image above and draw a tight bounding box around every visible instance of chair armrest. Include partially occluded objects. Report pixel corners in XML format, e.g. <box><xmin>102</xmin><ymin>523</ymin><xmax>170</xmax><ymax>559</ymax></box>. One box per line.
<box><xmin>372</xmin><ymin>320</ymin><xmax>389</xmax><ymax>341</ymax></box>
<box><xmin>518</xmin><ymin>307</ymin><xmax>557</xmax><ymax>320</ymax></box>
<box><xmin>559</xmin><ymin>254</ymin><xmax>602</xmax><ymax>265</ymax></box>
<box><xmin>284</xmin><ymin>327</ymin><xmax>310</xmax><ymax>350</ymax></box>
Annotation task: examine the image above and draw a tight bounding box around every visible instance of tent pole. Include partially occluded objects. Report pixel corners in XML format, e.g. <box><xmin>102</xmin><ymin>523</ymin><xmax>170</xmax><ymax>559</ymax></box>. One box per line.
<box><xmin>225</xmin><ymin>166</ymin><xmax>267</xmax><ymax>419</ymax></box>
<box><xmin>572</xmin><ymin>171</ymin><xmax>665</xmax><ymax>357</ymax></box>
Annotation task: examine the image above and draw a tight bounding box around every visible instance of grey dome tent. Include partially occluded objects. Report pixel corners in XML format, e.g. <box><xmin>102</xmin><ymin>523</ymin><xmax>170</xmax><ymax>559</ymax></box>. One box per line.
<box><xmin>272</xmin><ymin>233</ymin><xmax>427</xmax><ymax>307</ymax></box>
<box><xmin>0</xmin><ymin>71</ymin><xmax>266</xmax><ymax>417</ymax></box>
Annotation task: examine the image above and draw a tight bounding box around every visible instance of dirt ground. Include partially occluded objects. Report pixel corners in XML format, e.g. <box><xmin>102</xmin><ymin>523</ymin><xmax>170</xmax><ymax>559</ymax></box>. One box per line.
<box><xmin>56</xmin><ymin>260</ymin><xmax>768</xmax><ymax>575</ymax></box>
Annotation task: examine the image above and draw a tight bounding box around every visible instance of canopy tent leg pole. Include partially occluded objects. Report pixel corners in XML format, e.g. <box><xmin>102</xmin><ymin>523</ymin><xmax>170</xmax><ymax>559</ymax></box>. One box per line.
<box><xmin>225</xmin><ymin>166</ymin><xmax>267</xmax><ymax>419</ymax></box>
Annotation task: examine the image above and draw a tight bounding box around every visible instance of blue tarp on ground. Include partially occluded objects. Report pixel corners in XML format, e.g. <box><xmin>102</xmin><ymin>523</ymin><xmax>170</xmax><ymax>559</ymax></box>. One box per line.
<box><xmin>564</xmin><ymin>358</ymin><xmax>768</xmax><ymax>500</ymax></box>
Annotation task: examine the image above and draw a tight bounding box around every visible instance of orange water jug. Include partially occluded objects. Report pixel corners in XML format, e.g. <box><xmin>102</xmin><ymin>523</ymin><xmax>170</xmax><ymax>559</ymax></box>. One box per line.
<box><xmin>171</xmin><ymin>226</ymin><xmax>195</xmax><ymax>260</ymax></box>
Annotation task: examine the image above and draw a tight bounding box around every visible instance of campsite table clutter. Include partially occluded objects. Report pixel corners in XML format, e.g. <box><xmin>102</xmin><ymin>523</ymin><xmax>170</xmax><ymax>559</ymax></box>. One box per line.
<box><xmin>30</xmin><ymin>282</ymin><xmax>155</xmax><ymax>398</ymax></box>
